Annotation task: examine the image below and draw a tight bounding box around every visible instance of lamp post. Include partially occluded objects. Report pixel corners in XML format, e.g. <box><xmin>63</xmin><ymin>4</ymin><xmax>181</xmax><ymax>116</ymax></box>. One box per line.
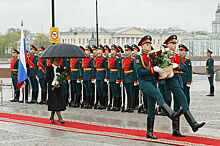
<box><xmin>96</xmin><ymin>0</ymin><xmax>99</xmax><ymax>46</ymax></box>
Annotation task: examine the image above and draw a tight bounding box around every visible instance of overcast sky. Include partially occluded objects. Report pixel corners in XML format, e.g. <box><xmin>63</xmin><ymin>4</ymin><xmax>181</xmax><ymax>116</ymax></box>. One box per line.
<box><xmin>0</xmin><ymin>0</ymin><xmax>219</xmax><ymax>34</ymax></box>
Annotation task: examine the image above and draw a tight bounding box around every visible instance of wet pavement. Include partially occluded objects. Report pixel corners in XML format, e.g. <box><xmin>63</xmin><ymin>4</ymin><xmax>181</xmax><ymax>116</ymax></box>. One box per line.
<box><xmin>0</xmin><ymin>74</ymin><xmax>219</xmax><ymax>145</ymax></box>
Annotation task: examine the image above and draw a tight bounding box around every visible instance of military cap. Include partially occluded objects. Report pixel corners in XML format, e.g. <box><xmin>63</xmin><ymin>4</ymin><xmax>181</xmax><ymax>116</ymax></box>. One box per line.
<box><xmin>132</xmin><ymin>44</ymin><xmax>140</xmax><ymax>52</ymax></box>
<box><xmin>118</xmin><ymin>46</ymin><xmax>124</xmax><ymax>53</ymax></box>
<box><xmin>80</xmin><ymin>46</ymin><xmax>85</xmax><ymax>52</ymax></box>
<box><xmin>98</xmin><ymin>44</ymin><xmax>105</xmax><ymax>52</ymax></box>
<box><xmin>39</xmin><ymin>46</ymin><xmax>45</xmax><ymax>51</ymax></box>
<box><xmin>12</xmin><ymin>49</ymin><xmax>19</xmax><ymax>54</ymax></box>
<box><xmin>111</xmin><ymin>44</ymin><xmax>119</xmax><ymax>52</ymax></box>
<box><xmin>104</xmin><ymin>45</ymin><xmax>110</xmax><ymax>52</ymax></box>
<box><xmin>30</xmin><ymin>44</ymin><xmax>37</xmax><ymax>51</ymax></box>
<box><xmin>207</xmin><ymin>49</ymin><xmax>213</xmax><ymax>54</ymax></box>
<box><xmin>138</xmin><ymin>35</ymin><xmax>152</xmax><ymax>46</ymax></box>
<box><xmin>163</xmin><ymin>35</ymin><xmax>177</xmax><ymax>45</ymax></box>
<box><xmin>85</xmin><ymin>45</ymin><xmax>93</xmax><ymax>53</ymax></box>
<box><xmin>124</xmin><ymin>45</ymin><xmax>133</xmax><ymax>51</ymax></box>
<box><xmin>92</xmin><ymin>45</ymin><xmax>98</xmax><ymax>50</ymax></box>
<box><xmin>179</xmin><ymin>44</ymin><xmax>189</xmax><ymax>51</ymax></box>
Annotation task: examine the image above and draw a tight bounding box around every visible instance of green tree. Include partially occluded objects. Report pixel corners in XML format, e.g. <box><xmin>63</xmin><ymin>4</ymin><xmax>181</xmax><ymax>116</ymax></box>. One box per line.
<box><xmin>33</xmin><ymin>33</ymin><xmax>50</xmax><ymax>49</ymax></box>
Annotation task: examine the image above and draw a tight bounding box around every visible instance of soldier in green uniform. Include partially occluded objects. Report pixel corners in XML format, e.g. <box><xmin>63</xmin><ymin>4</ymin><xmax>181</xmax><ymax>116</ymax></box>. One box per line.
<box><xmin>94</xmin><ymin>45</ymin><xmax>108</xmax><ymax>110</ymax></box>
<box><xmin>121</xmin><ymin>45</ymin><xmax>137</xmax><ymax>113</ymax></box>
<box><xmin>81</xmin><ymin>45</ymin><xmax>95</xmax><ymax>109</ymax></box>
<box><xmin>104</xmin><ymin>45</ymin><xmax>111</xmax><ymax>107</ymax></box>
<box><xmin>135</xmin><ymin>35</ymin><xmax>182</xmax><ymax>139</ymax></box>
<box><xmin>132</xmin><ymin>44</ymin><xmax>141</xmax><ymax>110</ymax></box>
<box><xmin>92</xmin><ymin>45</ymin><xmax>98</xmax><ymax>58</ymax></box>
<box><xmin>108</xmin><ymin>45</ymin><xmax>122</xmax><ymax>111</ymax></box>
<box><xmin>69</xmin><ymin>47</ymin><xmax>83</xmax><ymax>108</ymax></box>
<box><xmin>37</xmin><ymin>46</ymin><xmax>47</xmax><ymax>104</ymax></box>
<box><xmin>10</xmin><ymin>49</ymin><xmax>20</xmax><ymax>102</ymax></box>
<box><xmin>164</xmin><ymin>35</ymin><xmax>205</xmax><ymax>136</ymax></box>
<box><xmin>179</xmin><ymin>44</ymin><xmax>192</xmax><ymax>104</ymax></box>
<box><xmin>206</xmin><ymin>49</ymin><xmax>215</xmax><ymax>96</ymax></box>
<box><xmin>61</xmin><ymin>58</ymin><xmax>71</xmax><ymax>106</ymax></box>
<box><xmin>28</xmin><ymin>45</ymin><xmax>39</xmax><ymax>104</ymax></box>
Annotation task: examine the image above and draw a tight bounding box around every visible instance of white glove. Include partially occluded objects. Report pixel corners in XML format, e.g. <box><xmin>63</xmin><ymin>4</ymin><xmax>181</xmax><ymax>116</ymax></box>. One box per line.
<box><xmin>159</xmin><ymin>75</ymin><xmax>167</xmax><ymax>80</ymax></box>
<box><xmin>137</xmin><ymin>81</ymin><xmax>139</xmax><ymax>85</ymax></box>
<box><xmin>134</xmin><ymin>83</ymin><xmax>137</xmax><ymax>86</ymax></box>
<box><xmin>104</xmin><ymin>79</ymin><xmax>108</xmax><ymax>82</ymax></box>
<box><xmin>208</xmin><ymin>75</ymin><xmax>211</xmax><ymax>77</ymax></box>
<box><xmin>120</xmin><ymin>82</ymin><xmax>123</xmax><ymax>87</ymax></box>
<box><xmin>172</xmin><ymin>63</ymin><xmax>178</xmax><ymax>69</ymax></box>
<box><xmin>186</xmin><ymin>84</ymin><xmax>191</xmax><ymax>87</ymax></box>
<box><xmin>167</xmin><ymin>72</ymin><xmax>174</xmax><ymax>78</ymax></box>
<box><xmin>116</xmin><ymin>81</ymin><xmax>120</xmax><ymax>84</ymax></box>
<box><xmin>107</xmin><ymin>80</ymin><xmax>109</xmax><ymax>85</ymax></box>
<box><xmin>77</xmin><ymin>80</ymin><xmax>81</xmax><ymax>83</ymax></box>
<box><xmin>153</xmin><ymin>66</ymin><xmax>163</xmax><ymax>73</ymax></box>
<box><xmin>91</xmin><ymin>79</ymin><xmax>96</xmax><ymax>84</ymax></box>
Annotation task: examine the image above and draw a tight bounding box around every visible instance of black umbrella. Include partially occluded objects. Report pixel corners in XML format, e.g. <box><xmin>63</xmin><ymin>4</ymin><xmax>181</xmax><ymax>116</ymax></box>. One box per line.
<box><xmin>40</xmin><ymin>43</ymin><xmax>88</xmax><ymax>58</ymax></box>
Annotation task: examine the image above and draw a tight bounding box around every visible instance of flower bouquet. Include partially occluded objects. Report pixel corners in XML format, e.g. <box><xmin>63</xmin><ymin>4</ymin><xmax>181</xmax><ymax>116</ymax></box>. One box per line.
<box><xmin>148</xmin><ymin>46</ymin><xmax>173</xmax><ymax>78</ymax></box>
<box><xmin>52</xmin><ymin>72</ymin><xmax>70</xmax><ymax>91</ymax></box>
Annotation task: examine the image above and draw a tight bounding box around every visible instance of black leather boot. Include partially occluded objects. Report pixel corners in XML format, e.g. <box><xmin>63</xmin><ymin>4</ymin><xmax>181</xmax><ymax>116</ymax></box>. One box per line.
<box><xmin>147</xmin><ymin>117</ymin><xmax>158</xmax><ymax>139</ymax></box>
<box><xmin>42</xmin><ymin>92</ymin><xmax>47</xmax><ymax>104</ymax></box>
<box><xmin>184</xmin><ymin>111</ymin><xmax>205</xmax><ymax>132</ymax></box>
<box><xmin>10</xmin><ymin>90</ymin><xmax>20</xmax><ymax>102</ymax></box>
<box><xmin>161</xmin><ymin>103</ymin><xmax>182</xmax><ymax>120</ymax></box>
<box><xmin>172</xmin><ymin>117</ymin><xmax>186</xmax><ymax>137</ymax></box>
<box><xmin>28</xmin><ymin>92</ymin><xmax>37</xmax><ymax>104</ymax></box>
<box><xmin>207</xmin><ymin>86</ymin><xmax>214</xmax><ymax>96</ymax></box>
<box><xmin>128</xmin><ymin>98</ymin><xmax>134</xmax><ymax>113</ymax></box>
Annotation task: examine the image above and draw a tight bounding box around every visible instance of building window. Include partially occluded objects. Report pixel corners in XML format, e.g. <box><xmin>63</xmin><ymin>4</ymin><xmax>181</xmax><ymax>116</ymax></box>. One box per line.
<box><xmin>83</xmin><ymin>38</ymin><xmax>85</xmax><ymax>44</ymax></box>
<box><xmin>87</xmin><ymin>38</ymin><xmax>89</xmax><ymax>43</ymax></box>
<box><xmin>158</xmin><ymin>39</ymin><xmax>160</xmax><ymax>44</ymax></box>
<box><xmin>79</xmin><ymin>38</ymin><xmax>81</xmax><ymax>44</ymax></box>
<box><xmin>109</xmin><ymin>39</ymin><xmax>111</xmax><ymax>44</ymax></box>
<box><xmin>63</xmin><ymin>39</ymin><xmax>64</xmax><ymax>43</ymax></box>
<box><xmin>153</xmin><ymin>39</ymin><xmax>155</xmax><ymax>44</ymax></box>
<box><xmin>104</xmin><ymin>39</ymin><xmax>106</xmax><ymax>44</ymax></box>
<box><xmin>71</xmin><ymin>39</ymin><xmax>72</xmax><ymax>44</ymax></box>
<box><xmin>73</xmin><ymin>39</ymin><xmax>75</xmax><ymax>43</ymax></box>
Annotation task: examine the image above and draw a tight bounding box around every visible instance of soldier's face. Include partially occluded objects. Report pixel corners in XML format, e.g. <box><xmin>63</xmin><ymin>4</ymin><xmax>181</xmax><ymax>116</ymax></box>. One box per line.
<box><xmin>132</xmin><ymin>50</ymin><xmax>137</xmax><ymax>56</ymax></box>
<box><xmin>97</xmin><ymin>49</ymin><xmax>103</xmax><ymax>55</ymax></box>
<box><xmin>142</xmin><ymin>43</ymin><xmax>151</xmax><ymax>53</ymax></box>
<box><xmin>12</xmin><ymin>52</ymin><xmax>17</xmax><ymax>57</ymax></box>
<box><xmin>168</xmin><ymin>43</ymin><xmax>177</xmax><ymax>51</ymax></box>
<box><xmin>125</xmin><ymin>50</ymin><xmax>131</xmax><ymax>57</ymax></box>
<box><xmin>93</xmin><ymin>50</ymin><xmax>97</xmax><ymax>55</ymax></box>
<box><xmin>85</xmin><ymin>50</ymin><xmax>90</xmax><ymax>56</ymax></box>
<box><xmin>30</xmin><ymin>49</ymin><xmax>35</xmax><ymax>54</ymax></box>
<box><xmin>39</xmin><ymin>50</ymin><xmax>43</xmax><ymax>55</ymax></box>
<box><xmin>111</xmin><ymin>49</ymin><xmax>116</xmax><ymax>56</ymax></box>
<box><xmin>179</xmin><ymin>49</ymin><xmax>186</xmax><ymax>57</ymax></box>
<box><xmin>207</xmin><ymin>52</ymin><xmax>211</xmax><ymax>57</ymax></box>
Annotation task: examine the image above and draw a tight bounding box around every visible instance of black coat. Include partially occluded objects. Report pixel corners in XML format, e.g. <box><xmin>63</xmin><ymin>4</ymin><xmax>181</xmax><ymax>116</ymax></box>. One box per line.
<box><xmin>46</xmin><ymin>65</ymin><xmax>66</xmax><ymax>111</ymax></box>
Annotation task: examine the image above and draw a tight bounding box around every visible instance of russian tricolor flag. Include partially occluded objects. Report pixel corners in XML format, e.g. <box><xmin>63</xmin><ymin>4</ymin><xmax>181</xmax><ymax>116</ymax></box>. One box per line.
<box><xmin>17</xmin><ymin>21</ymin><xmax>28</xmax><ymax>89</ymax></box>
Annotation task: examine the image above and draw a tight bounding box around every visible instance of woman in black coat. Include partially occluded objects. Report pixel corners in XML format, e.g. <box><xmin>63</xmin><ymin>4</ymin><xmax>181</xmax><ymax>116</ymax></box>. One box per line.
<box><xmin>46</xmin><ymin>57</ymin><xmax>66</xmax><ymax>124</ymax></box>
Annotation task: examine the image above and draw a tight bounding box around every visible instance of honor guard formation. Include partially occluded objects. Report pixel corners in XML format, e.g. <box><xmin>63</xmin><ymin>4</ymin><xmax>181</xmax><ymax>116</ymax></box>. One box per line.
<box><xmin>10</xmin><ymin>34</ymin><xmax>213</xmax><ymax>139</ymax></box>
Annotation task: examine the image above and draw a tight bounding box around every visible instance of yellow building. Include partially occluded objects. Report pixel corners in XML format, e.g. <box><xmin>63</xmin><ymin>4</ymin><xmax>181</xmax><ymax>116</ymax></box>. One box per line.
<box><xmin>60</xmin><ymin>27</ymin><xmax>191</xmax><ymax>50</ymax></box>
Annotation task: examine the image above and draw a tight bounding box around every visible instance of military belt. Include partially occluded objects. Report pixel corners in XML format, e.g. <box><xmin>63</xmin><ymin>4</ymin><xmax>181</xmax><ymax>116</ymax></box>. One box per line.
<box><xmin>97</xmin><ymin>68</ymin><xmax>105</xmax><ymax>71</ymax></box>
<box><xmin>84</xmin><ymin>68</ymin><xmax>92</xmax><ymax>71</ymax></box>
<box><xmin>71</xmin><ymin>69</ymin><xmax>79</xmax><ymax>71</ymax></box>
<box><xmin>124</xmin><ymin>70</ymin><xmax>133</xmax><ymax>73</ymax></box>
<box><xmin>110</xmin><ymin>69</ymin><xmax>118</xmax><ymax>71</ymax></box>
<box><xmin>11</xmin><ymin>69</ymin><xmax>18</xmax><ymax>71</ymax></box>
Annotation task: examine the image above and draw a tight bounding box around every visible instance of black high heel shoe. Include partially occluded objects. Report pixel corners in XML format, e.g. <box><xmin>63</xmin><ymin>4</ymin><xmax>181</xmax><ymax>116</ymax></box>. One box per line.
<box><xmin>50</xmin><ymin>117</ymin><xmax>55</xmax><ymax>124</ymax></box>
<box><xmin>58</xmin><ymin>119</ymin><xmax>65</xmax><ymax>124</ymax></box>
